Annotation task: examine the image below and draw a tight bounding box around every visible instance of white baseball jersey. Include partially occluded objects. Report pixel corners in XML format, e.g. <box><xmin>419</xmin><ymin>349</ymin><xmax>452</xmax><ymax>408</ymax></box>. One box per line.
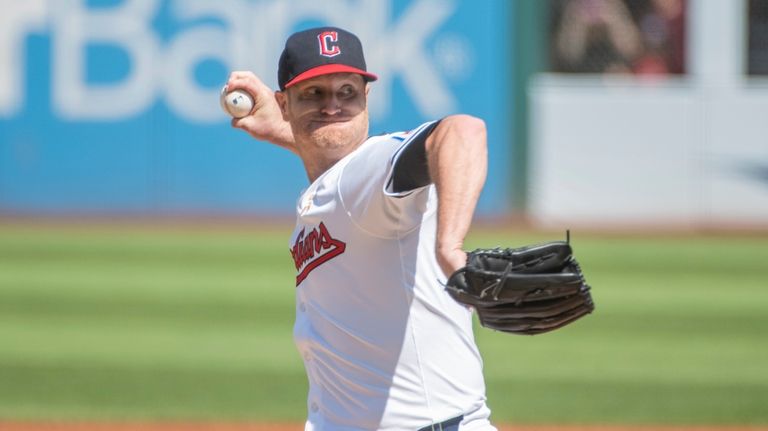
<box><xmin>289</xmin><ymin>121</ymin><xmax>496</xmax><ymax>431</ymax></box>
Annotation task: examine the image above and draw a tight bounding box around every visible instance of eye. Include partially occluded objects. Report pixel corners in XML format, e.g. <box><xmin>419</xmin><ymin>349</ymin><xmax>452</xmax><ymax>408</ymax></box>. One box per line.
<box><xmin>300</xmin><ymin>87</ymin><xmax>323</xmax><ymax>100</ymax></box>
<box><xmin>338</xmin><ymin>85</ymin><xmax>356</xmax><ymax>99</ymax></box>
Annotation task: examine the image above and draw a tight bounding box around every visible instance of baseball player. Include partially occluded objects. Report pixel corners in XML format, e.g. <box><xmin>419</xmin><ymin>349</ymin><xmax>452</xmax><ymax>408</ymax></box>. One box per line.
<box><xmin>225</xmin><ymin>27</ymin><xmax>496</xmax><ymax>431</ymax></box>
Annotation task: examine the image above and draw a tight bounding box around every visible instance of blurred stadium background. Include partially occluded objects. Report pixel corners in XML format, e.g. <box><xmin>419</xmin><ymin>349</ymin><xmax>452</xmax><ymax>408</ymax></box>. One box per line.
<box><xmin>1</xmin><ymin>0</ymin><xmax>767</xmax><ymax>427</ymax></box>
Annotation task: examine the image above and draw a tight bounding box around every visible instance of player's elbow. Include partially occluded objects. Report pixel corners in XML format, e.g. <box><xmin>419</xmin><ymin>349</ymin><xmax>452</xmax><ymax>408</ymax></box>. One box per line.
<box><xmin>435</xmin><ymin>114</ymin><xmax>487</xmax><ymax>153</ymax></box>
<box><xmin>425</xmin><ymin>114</ymin><xmax>488</xmax><ymax>160</ymax></box>
<box><xmin>442</xmin><ymin>114</ymin><xmax>487</xmax><ymax>154</ymax></box>
<box><xmin>444</xmin><ymin>114</ymin><xmax>486</xmax><ymax>139</ymax></box>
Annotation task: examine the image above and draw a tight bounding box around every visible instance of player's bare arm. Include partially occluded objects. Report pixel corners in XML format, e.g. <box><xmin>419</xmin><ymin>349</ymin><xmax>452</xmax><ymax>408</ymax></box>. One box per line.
<box><xmin>425</xmin><ymin>114</ymin><xmax>488</xmax><ymax>277</ymax></box>
<box><xmin>225</xmin><ymin>71</ymin><xmax>297</xmax><ymax>153</ymax></box>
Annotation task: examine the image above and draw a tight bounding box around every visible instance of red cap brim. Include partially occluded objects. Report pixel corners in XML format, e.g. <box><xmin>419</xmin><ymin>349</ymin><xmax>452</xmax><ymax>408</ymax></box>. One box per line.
<box><xmin>284</xmin><ymin>64</ymin><xmax>378</xmax><ymax>88</ymax></box>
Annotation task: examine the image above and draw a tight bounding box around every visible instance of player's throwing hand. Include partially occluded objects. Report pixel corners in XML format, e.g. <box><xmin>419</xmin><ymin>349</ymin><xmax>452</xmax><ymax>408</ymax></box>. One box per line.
<box><xmin>223</xmin><ymin>71</ymin><xmax>296</xmax><ymax>153</ymax></box>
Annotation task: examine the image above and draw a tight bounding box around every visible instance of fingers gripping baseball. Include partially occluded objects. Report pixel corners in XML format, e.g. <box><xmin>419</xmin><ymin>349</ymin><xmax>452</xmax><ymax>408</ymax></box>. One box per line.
<box><xmin>221</xmin><ymin>86</ymin><xmax>254</xmax><ymax>118</ymax></box>
<box><xmin>223</xmin><ymin>71</ymin><xmax>295</xmax><ymax>152</ymax></box>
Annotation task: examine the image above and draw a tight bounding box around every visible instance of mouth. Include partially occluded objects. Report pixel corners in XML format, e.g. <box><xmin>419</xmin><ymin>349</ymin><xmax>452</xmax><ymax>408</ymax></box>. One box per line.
<box><xmin>307</xmin><ymin>118</ymin><xmax>353</xmax><ymax>132</ymax></box>
<box><xmin>310</xmin><ymin>117</ymin><xmax>351</xmax><ymax>124</ymax></box>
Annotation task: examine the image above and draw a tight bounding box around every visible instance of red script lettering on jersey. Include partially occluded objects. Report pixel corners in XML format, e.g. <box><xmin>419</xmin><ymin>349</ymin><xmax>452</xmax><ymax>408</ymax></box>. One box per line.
<box><xmin>291</xmin><ymin>222</ymin><xmax>346</xmax><ymax>285</ymax></box>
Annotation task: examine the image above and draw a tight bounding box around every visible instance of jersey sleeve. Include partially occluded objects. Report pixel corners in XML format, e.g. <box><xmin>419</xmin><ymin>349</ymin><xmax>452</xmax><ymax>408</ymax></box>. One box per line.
<box><xmin>386</xmin><ymin>120</ymin><xmax>441</xmax><ymax>195</ymax></box>
<box><xmin>338</xmin><ymin>121</ymin><xmax>439</xmax><ymax>237</ymax></box>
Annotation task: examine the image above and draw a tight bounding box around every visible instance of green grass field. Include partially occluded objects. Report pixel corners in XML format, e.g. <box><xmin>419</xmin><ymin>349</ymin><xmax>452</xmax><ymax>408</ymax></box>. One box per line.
<box><xmin>0</xmin><ymin>223</ymin><xmax>766</xmax><ymax>424</ymax></box>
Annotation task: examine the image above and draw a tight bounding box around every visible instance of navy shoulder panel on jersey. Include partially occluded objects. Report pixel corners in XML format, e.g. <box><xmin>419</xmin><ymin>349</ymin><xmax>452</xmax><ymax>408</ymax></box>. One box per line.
<box><xmin>388</xmin><ymin>120</ymin><xmax>441</xmax><ymax>194</ymax></box>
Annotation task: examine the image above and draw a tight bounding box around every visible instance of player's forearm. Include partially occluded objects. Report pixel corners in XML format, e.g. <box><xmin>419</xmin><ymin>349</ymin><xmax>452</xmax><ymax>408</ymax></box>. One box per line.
<box><xmin>241</xmin><ymin>118</ymin><xmax>296</xmax><ymax>153</ymax></box>
<box><xmin>426</xmin><ymin>114</ymin><xmax>488</xmax><ymax>275</ymax></box>
<box><xmin>232</xmin><ymin>101</ymin><xmax>297</xmax><ymax>153</ymax></box>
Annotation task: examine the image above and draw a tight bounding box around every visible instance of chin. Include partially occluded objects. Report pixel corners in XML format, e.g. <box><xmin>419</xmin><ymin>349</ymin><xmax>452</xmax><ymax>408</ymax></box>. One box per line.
<box><xmin>311</xmin><ymin>128</ymin><xmax>356</xmax><ymax>150</ymax></box>
<box><xmin>305</xmin><ymin>121</ymin><xmax>358</xmax><ymax>147</ymax></box>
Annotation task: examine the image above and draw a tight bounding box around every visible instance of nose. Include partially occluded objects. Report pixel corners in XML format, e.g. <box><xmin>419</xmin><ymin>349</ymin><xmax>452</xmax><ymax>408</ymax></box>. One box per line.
<box><xmin>320</xmin><ymin>95</ymin><xmax>341</xmax><ymax>115</ymax></box>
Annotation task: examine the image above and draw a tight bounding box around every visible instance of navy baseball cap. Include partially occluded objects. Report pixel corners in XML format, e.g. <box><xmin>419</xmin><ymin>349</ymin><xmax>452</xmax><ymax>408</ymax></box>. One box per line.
<box><xmin>278</xmin><ymin>26</ymin><xmax>378</xmax><ymax>90</ymax></box>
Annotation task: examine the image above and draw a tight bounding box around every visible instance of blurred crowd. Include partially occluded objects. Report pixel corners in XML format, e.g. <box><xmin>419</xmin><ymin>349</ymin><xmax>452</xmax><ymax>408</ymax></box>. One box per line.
<box><xmin>550</xmin><ymin>0</ymin><xmax>686</xmax><ymax>75</ymax></box>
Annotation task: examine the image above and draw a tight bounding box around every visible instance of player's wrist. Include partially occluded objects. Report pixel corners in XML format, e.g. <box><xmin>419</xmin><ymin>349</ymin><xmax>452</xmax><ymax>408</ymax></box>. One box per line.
<box><xmin>435</xmin><ymin>244</ymin><xmax>468</xmax><ymax>277</ymax></box>
<box><xmin>436</xmin><ymin>237</ymin><xmax>464</xmax><ymax>253</ymax></box>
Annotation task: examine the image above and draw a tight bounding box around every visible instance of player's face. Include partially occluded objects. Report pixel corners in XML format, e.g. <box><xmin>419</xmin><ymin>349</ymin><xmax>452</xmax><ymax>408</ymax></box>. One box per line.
<box><xmin>278</xmin><ymin>73</ymin><xmax>369</xmax><ymax>152</ymax></box>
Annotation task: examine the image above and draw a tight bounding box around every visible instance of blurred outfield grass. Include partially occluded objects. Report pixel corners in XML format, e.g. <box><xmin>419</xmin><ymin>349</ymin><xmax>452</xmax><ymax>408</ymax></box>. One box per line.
<box><xmin>0</xmin><ymin>222</ymin><xmax>766</xmax><ymax>424</ymax></box>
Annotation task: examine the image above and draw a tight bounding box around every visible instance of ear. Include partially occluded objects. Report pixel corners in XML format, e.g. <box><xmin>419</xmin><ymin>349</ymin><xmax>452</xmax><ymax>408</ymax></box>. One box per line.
<box><xmin>274</xmin><ymin>90</ymin><xmax>289</xmax><ymax>121</ymax></box>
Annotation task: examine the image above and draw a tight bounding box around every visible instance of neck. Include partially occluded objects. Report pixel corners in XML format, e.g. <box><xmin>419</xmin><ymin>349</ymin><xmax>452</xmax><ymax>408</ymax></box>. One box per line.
<box><xmin>302</xmin><ymin>155</ymin><xmax>343</xmax><ymax>183</ymax></box>
<box><xmin>299</xmin><ymin>137</ymin><xmax>367</xmax><ymax>183</ymax></box>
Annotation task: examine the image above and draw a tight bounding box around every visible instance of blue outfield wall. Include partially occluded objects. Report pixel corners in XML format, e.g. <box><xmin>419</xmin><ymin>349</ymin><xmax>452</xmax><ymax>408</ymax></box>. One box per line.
<box><xmin>0</xmin><ymin>0</ymin><xmax>515</xmax><ymax>217</ymax></box>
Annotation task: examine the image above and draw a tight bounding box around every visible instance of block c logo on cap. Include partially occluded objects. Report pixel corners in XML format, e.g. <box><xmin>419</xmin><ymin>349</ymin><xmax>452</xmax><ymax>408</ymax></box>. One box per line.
<box><xmin>318</xmin><ymin>31</ymin><xmax>341</xmax><ymax>57</ymax></box>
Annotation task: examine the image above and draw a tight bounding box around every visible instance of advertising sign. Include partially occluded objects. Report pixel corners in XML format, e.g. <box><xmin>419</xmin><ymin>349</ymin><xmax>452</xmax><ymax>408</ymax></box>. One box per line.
<box><xmin>0</xmin><ymin>0</ymin><xmax>513</xmax><ymax>215</ymax></box>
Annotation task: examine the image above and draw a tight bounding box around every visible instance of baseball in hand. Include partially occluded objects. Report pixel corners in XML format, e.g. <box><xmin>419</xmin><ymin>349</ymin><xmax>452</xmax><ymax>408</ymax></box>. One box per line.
<box><xmin>220</xmin><ymin>86</ymin><xmax>254</xmax><ymax>118</ymax></box>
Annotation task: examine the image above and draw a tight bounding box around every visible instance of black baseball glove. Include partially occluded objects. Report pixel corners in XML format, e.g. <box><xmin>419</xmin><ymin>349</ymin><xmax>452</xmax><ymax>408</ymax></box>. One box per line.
<box><xmin>445</xmin><ymin>240</ymin><xmax>594</xmax><ymax>335</ymax></box>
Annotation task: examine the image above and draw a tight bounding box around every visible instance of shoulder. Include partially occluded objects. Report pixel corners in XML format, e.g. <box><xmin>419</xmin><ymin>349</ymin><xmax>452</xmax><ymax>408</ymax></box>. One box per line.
<box><xmin>361</xmin><ymin>121</ymin><xmax>440</xmax><ymax>157</ymax></box>
<box><xmin>344</xmin><ymin>120</ymin><xmax>442</xmax><ymax>172</ymax></box>
<box><xmin>348</xmin><ymin>131</ymin><xmax>408</xmax><ymax>163</ymax></box>
<box><xmin>369</xmin><ymin>121</ymin><xmax>441</xmax><ymax>144</ymax></box>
